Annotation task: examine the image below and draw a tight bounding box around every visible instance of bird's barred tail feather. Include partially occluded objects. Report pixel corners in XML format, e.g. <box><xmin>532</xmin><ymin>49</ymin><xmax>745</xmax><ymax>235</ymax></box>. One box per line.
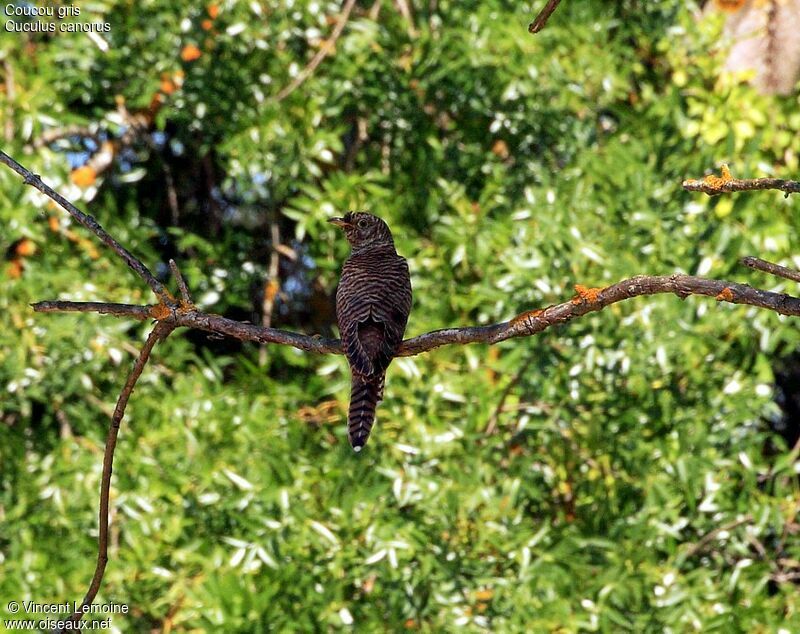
<box><xmin>348</xmin><ymin>374</ymin><xmax>382</xmax><ymax>451</ymax></box>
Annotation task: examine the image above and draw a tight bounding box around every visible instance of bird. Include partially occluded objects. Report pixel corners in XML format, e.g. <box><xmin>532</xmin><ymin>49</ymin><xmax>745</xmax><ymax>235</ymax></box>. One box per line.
<box><xmin>329</xmin><ymin>212</ymin><xmax>412</xmax><ymax>451</ymax></box>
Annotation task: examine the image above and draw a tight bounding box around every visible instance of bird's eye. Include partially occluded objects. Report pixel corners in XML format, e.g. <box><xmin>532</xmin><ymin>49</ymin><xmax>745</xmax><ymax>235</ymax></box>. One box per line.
<box><xmin>357</xmin><ymin>218</ymin><xmax>368</xmax><ymax>229</ymax></box>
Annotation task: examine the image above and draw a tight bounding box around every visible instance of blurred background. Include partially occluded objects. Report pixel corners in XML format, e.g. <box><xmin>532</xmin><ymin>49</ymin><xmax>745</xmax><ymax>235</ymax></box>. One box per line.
<box><xmin>1</xmin><ymin>0</ymin><xmax>800</xmax><ymax>630</ymax></box>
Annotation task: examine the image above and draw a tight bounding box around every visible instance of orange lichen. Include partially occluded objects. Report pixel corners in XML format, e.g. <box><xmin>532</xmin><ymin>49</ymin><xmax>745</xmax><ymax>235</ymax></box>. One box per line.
<box><xmin>702</xmin><ymin>164</ymin><xmax>734</xmax><ymax>189</ymax></box>
<box><xmin>573</xmin><ymin>284</ymin><xmax>603</xmax><ymax>303</ymax></box>
<box><xmin>510</xmin><ymin>308</ymin><xmax>544</xmax><ymax>327</ymax></box>
<box><xmin>70</xmin><ymin>165</ymin><xmax>97</xmax><ymax>187</ymax></box>
<box><xmin>14</xmin><ymin>238</ymin><xmax>36</xmax><ymax>257</ymax></box>
<box><xmin>180</xmin><ymin>44</ymin><xmax>202</xmax><ymax>62</ymax></box>
<box><xmin>716</xmin><ymin>287</ymin><xmax>734</xmax><ymax>302</ymax></box>
<box><xmin>178</xmin><ymin>299</ymin><xmax>195</xmax><ymax>313</ymax></box>
<box><xmin>149</xmin><ymin>303</ymin><xmax>172</xmax><ymax>320</ymax></box>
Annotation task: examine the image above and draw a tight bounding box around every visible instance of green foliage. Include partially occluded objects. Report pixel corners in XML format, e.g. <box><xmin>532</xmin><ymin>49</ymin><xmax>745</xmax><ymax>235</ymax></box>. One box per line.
<box><xmin>1</xmin><ymin>1</ymin><xmax>799</xmax><ymax>631</ymax></box>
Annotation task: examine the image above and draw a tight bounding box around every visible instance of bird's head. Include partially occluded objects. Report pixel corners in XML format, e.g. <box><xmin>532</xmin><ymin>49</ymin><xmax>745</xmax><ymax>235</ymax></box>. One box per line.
<box><xmin>328</xmin><ymin>211</ymin><xmax>394</xmax><ymax>251</ymax></box>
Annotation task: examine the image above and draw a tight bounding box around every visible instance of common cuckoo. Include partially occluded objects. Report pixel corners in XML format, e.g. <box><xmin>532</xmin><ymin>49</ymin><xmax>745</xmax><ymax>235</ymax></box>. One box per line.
<box><xmin>329</xmin><ymin>212</ymin><xmax>412</xmax><ymax>451</ymax></box>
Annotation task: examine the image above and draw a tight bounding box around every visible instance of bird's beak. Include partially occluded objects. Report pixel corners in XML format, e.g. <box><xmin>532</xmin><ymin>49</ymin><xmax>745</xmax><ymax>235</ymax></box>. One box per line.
<box><xmin>328</xmin><ymin>217</ymin><xmax>350</xmax><ymax>228</ymax></box>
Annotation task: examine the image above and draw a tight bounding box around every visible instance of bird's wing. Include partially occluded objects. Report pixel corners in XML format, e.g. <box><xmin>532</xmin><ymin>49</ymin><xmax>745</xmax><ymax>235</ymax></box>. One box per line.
<box><xmin>336</xmin><ymin>261</ymin><xmax>379</xmax><ymax>375</ymax></box>
<box><xmin>366</xmin><ymin>257</ymin><xmax>411</xmax><ymax>366</ymax></box>
<box><xmin>337</xmin><ymin>255</ymin><xmax>411</xmax><ymax>377</ymax></box>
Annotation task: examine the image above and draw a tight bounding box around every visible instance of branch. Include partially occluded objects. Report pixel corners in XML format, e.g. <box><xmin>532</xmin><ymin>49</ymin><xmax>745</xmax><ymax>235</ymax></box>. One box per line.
<box><xmin>168</xmin><ymin>259</ymin><xmax>192</xmax><ymax>304</ymax></box>
<box><xmin>741</xmin><ymin>256</ymin><xmax>800</xmax><ymax>284</ymax></box>
<box><xmin>275</xmin><ymin>0</ymin><xmax>357</xmax><ymax>101</ymax></box>
<box><xmin>33</xmin><ymin>300</ymin><xmax>341</xmax><ymax>353</ymax></box>
<box><xmin>57</xmin><ymin>319</ymin><xmax>175</xmax><ymax>634</ymax></box>
<box><xmin>529</xmin><ymin>0</ymin><xmax>563</xmax><ymax>34</ymax></box>
<box><xmin>0</xmin><ymin>151</ymin><xmax>172</xmax><ymax>303</ymax></box>
<box><xmin>31</xmin><ymin>272</ymin><xmax>800</xmax><ymax>357</ymax></box>
<box><xmin>7</xmin><ymin>148</ymin><xmax>800</xmax><ymax>621</ymax></box>
<box><xmin>682</xmin><ymin>164</ymin><xmax>800</xmax><ymax>197</ymax></box>
<box><xmin>33</xmin><ymin>301</ymin><xmax>153</xmax><ymax>319</ymax></box>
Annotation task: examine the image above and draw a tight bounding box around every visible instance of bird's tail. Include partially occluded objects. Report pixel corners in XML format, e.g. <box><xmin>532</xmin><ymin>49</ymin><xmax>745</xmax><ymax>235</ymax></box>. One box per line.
<box><xmin>348</xmin><ymin>374</ymin><xmax>382</xmax><ymax>451</ymax></box>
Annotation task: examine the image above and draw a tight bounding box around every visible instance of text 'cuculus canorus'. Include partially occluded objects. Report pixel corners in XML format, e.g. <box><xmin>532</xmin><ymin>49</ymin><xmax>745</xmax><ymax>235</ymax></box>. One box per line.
<box><xmin>329</xmin><ymin>212</ymin><xmax>412</xmax><ymax>451</ymax></box>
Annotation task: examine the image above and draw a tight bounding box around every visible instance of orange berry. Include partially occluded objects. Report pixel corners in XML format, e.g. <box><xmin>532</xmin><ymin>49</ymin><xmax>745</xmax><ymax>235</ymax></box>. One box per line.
<box><xmin>160</xmin><ymin>78</ymin><xmax>176</xmax><ymax>94</ymax></box>
<box><xmin>70</xmin><ymin>166</ymin><xmax>97</xmax><ymax>187</ymax></box>
<box><xmin>15</xmin><ymin>238</ymin><xmax>36</xmax><ymax>256</ymax></box>
<box><xmin>181</xmin><ymin>44</ymin><xmax>202</xmax><ymax>62</ymax></box>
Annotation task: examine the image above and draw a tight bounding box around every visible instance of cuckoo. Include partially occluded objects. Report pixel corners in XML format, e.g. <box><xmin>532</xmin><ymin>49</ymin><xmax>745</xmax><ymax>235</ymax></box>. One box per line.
<box><xmin>329</xmin><ymin>212</ymin><xmax>412</xmax><ymax>451</ymax></box>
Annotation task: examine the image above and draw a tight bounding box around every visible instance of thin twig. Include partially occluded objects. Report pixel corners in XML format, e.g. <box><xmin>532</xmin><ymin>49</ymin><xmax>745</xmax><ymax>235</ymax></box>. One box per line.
<box><xmin>168</xmin><ymin>259</ymin><xmax>193</xmax><ymax>304</ymax></box>
<box><xmin>529</xmin><ymin>0</ymin><xmax>563</xmax><ymax>34</ymax></box>
<box><xmin>275</xmin><ymin>0</ymin><xmax>358</xmax><ymax>101</ymax></box>
<box><xmin>683</xmin><ymin>176</ymin><xmax>800</xmax><ymax>196</ymax></box>
<box><xmin>0</xmin><ymin>151</ymin><xmax>172</xmax><ymax>303</ymax></box>
<box><xmin>683</xmin><ymin>165</ymin><xmax>800</xmax><ymax>197</ymax></box>
<box><xmin>31</xmin><ymin>272</ymin><xmax>800</xmax><ymax>357</ymax></box>
<box><xmin>162</xmin><ymin>158</ymin><xmax>180</xmax><ymax>226</ymax></box>
<box><xmin>57</xmin><ymin>319</ymin><xmax>175</xmax><ymax>634</ymax></box>
<box><xmin>741</xmin><ymin>256</ymin><xmax>800</xmax><ymax>284</ymax></box>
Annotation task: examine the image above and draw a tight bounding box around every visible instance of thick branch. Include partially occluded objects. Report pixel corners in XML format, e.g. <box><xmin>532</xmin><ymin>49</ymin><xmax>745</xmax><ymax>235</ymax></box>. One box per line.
<box><xmin>32</xmin><ymin>272</ymin><xmax>800</xmax><ymax>357</ymax></box>
<box><xmin>0</xmin><ymin>151</ymin><xmax>171</xmax><ymax>302</ymax></box>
